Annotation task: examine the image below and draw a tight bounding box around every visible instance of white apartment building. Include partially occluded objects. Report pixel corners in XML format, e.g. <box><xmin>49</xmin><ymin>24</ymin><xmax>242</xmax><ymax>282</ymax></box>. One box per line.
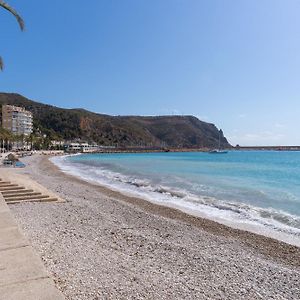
<box><xmin>2</xmin><ymin>104</ymin><xmax>33</xmax><ymax>136</ymax></box>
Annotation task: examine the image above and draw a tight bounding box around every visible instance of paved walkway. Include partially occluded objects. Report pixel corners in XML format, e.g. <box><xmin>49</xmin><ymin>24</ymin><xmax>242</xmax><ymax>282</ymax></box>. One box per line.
<box><xmin>0</xmin><ymin>194</ymin><xmax>65</xmax><ymax>300</ymax></box>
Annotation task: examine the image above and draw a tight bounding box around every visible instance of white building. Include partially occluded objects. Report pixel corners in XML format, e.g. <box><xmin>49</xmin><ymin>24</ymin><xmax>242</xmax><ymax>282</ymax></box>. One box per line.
<box><xmin>2</xmin><ymin>105</ymin><xmax>33</xmax><ymax>136</ymax></box>
<box><xmin>65</xmin><ymin>142</ymin><xmax>104</xmax><ymax>153</ymax></box>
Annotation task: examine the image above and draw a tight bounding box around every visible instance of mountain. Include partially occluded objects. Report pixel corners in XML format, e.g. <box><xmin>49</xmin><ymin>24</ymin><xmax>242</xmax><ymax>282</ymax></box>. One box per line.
<box><xmin>0</xmin><ymin>93</ymin><xmax>231</xmax><ymax>149</ymax></box>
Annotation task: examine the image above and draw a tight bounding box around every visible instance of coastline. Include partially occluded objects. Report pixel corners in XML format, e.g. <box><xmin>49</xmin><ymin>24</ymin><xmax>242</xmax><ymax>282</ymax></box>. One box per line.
<box><xmin>51</xmin><ymin>152</ymin><xmax>300</xmax><ymax>248</ymax></box>
<box><xmin>48</xmin><ymin>155</ymin><xmax>300</xmax><ymax>265</ymax></box>
<box><xmin>9</xmin><ymin>155</ymin><xmax>300</xmax><ymax>299</ymax></box>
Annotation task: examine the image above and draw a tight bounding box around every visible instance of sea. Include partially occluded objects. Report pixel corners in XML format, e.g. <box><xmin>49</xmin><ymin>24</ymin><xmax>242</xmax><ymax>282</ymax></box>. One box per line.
<box><xmin>51</xmin><ymin>151</ymin><xmax>300</xmax><ymax>245</ymax></box>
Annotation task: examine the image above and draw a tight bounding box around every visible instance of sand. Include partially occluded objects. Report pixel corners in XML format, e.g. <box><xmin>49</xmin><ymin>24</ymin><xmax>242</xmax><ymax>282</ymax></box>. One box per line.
<box><xmin>8</xmin><ymin>155</ymin><xmax>300</xmax><ymax>300</ymax></box>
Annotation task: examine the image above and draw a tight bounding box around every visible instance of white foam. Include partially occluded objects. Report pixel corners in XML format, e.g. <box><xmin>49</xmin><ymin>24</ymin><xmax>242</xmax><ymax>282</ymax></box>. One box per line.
<box><xmin>51</xmin><ymin>155</ymin><xmax>300</xmax><ymax>247</ymax></box>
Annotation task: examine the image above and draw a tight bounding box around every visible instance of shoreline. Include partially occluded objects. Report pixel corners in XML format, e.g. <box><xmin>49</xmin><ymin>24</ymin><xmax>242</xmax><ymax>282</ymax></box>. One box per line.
<box><xmin>9</xmin><ymin>154</ymin><xmax>300</xmax><ymax>299</ymax></box>
<box><xmin>47</xmin><ymin>156</ymin><xmax>300</xmax><ymax>267</ymax></box>
<box><xmin>52</xmin><ymin>153</ymin><xmax>300</xmax><ymax>248</ymax></box>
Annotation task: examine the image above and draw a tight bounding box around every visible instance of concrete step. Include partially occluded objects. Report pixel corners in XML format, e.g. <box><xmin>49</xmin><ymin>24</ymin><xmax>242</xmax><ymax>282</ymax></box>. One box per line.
<box><xmin>4</xmin><ymin>192</ymin><xmax>42</xmax><ymax>199</ymax></box>
<box><xmin>0</xmin><ymin>184</ymin><xmax>19</xmax><ymax>189</ymax></box>
<box><xmin>5</xmin><ymin>195</ymin><xmax>50</xmax><ymax>202</ymax></box>
<box><xmin>0</xmin><ymin>181</ymin><xmax>12</xmax><ymax>185</ymax></box>
<box><xmin>6</xmin><ymin>197</ymin><xmax>58</xmax><ymax>204</ymax></box>
<box><xmin>0</xmin><ymin>186</ymin><xmax>24</xmax><ymax>191</ymax></box>
<box><xmin>2</xmin><ymin>189</ymin><xmax>34</xmax><ymax>195</ymax></box>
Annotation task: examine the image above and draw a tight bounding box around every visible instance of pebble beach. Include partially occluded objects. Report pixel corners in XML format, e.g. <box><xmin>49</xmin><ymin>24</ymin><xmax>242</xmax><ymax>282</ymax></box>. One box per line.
<box><xmin>9</xmin><ymin>155</ymin><xmax>300</xmax><ymax>300</ymax></box>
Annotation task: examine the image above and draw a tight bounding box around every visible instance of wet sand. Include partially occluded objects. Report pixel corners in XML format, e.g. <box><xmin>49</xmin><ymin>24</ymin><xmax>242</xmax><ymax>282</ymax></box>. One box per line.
<box><xmin>9</xmin><ymin>155</ymin><xmax>300</xmax><ymax>299</ymax></box>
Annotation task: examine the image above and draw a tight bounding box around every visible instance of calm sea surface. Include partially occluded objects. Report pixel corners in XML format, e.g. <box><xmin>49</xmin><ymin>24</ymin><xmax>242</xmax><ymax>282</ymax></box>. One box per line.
<box><xmin>52</xmin><ymin>151</ymin><xmax>300</xmax><ymax>239</ymax></box>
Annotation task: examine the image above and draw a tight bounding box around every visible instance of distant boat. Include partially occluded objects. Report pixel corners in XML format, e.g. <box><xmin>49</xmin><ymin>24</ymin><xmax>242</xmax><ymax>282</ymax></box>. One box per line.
<box><xmin>209</xmin><ymin>130</ymin><xmax>228</xmax><ymax>154</ymax></box>
<box><xmin>209</xmin><ymin>149</ymin><xmax>228</xmax><ymax>154</ymax></box>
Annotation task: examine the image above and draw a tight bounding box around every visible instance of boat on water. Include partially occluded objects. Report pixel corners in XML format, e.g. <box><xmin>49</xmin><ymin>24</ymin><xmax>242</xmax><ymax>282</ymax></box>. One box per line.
<box><xmin>209</xmin><ymin>129</ymin><xmax>228</xmax><ymax>154</ymax></box>
<box><xmin>209</xmin><ymin>149</ymin><xmax>228</xmax><ymax>154</ymax></box>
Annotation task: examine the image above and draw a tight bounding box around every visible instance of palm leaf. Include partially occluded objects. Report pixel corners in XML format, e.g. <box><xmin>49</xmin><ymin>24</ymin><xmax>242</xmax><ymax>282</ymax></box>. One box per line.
<box><xmin>0</xmin><ymin>1</ymin><xmax>24</xmax><ymax>30</ymax></box>
<box><xmin>0</xmin><ymin>1</ymin><xmax>24</xmax><ymax>71</ymax></box>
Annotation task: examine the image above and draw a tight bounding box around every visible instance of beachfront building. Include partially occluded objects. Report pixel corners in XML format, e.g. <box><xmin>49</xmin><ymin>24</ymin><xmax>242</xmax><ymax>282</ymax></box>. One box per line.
<box><xmin>65</xmin><ymin>142</ymin><xmax>82</xmax><ymax>152</ymax></box>
<box><xmin>64</xmin><ymin>142</ymin><xmax>115</xmax><ymax>153</ymax></box>
<box><xmin>50</xmin><ymin>140</ymin><xmax>65</xmax><ymax>149</ymax></box>
<box><xmin>1</xmin><ymin>105</ymin><xmax>33</xmax><ymax>150</ymax></box>
<box><xmin>2</xmin><ymin>105</ymin><xmax>33</xmax><ymax>136</ymax></box>
<box><xmin>65</xmin><ymin>142</ymin><xmax>101</xmax><ymax>153</ymax></box>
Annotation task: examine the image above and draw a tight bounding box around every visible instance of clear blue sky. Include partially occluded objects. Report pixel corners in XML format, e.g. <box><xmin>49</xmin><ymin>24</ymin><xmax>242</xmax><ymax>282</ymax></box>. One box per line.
<box><xmin>1</xmin><ymin>0</ymin><xmax>300</xmax><ymax>146</ymax></box>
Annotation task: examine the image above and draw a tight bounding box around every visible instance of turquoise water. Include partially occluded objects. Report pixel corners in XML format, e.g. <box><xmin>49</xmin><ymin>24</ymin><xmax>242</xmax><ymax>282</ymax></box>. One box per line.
<box><xmin>53</xmin><ymin>151</ymin><xmax>300</xmax><ymax>237</ymax></box>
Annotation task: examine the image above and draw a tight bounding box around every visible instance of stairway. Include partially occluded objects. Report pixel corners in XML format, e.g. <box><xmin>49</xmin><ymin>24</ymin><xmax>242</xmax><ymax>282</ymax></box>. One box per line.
<box><xmin>0</xmin><ymin>178</ymin><xmax>58</xmax><ymax>204</ymax></box>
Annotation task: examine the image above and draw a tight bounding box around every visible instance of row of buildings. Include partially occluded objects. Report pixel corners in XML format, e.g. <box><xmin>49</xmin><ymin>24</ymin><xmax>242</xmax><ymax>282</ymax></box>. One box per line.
<box><xmin>64</xmin><ymin>143</ymin><xmax>114</xmax><ymax>153</ymax></box>
<box><xmin>1</xmin><ymin>104</ymin><xmax>112</xmax><ymax>153</ymax></box>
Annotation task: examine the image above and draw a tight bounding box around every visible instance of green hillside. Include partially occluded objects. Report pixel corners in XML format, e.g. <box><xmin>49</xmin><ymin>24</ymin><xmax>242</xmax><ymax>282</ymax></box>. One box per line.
<box><xmin>0</xmin><ymin>93</ymin><xmax>231</xmax><ymax>149</ymax></box>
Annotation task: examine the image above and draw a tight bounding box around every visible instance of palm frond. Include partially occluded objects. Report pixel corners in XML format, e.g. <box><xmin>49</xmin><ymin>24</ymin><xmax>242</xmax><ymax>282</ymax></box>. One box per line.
<box><xmin>0</xmin><ymin>56</ymin><xmax>3</xmax><ymax>70</ymax></box>
<box><xmin>0</xmin><ymin>1</ymin><xmax>25</xmax><ymax>30</ymax></box>
<box><xmin>0</xmin><ymin>1</ymin><xmax>24</xmax><ymax>71</ymax></box>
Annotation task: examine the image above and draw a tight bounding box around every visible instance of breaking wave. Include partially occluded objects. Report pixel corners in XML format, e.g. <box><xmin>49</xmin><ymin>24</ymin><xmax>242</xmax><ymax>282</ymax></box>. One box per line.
<box><xmin>51</xmin><ymin>154</ymin><xmax>300</xmax><ymax>240</ymax></box>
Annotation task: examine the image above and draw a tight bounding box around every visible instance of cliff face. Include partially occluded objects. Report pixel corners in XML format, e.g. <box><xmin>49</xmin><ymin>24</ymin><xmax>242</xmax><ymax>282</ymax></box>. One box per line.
<box><xmin>0</xmin><ymin>93</ymin><xmax>231</xmax><ymax>148</ymax></box>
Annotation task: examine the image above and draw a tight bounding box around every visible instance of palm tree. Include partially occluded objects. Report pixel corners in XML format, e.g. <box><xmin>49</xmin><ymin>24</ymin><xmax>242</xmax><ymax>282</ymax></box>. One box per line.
<box><xmin>0</xmin><ymin>1</ymin><xmax>24</xmax><ymax>70</ymax></box>
<box><xmin>0</xmin><ymin>127</ymin><xmax>13</xmax><ymax>152</ymax></box>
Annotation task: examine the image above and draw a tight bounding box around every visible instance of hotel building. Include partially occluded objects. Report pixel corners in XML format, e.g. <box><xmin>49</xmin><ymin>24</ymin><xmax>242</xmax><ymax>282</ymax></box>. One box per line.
<box><xmin>2</xmin><ymin>104</ymin><xmax>33</xmax><ymax>136</ymax></box>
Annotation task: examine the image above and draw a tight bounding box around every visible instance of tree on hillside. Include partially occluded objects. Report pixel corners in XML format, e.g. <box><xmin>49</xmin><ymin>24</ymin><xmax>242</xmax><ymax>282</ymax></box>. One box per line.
<box><xmin>0</xmin><ymin>1</ymin><xmax>24</xmax><ymax>70</ymax></box>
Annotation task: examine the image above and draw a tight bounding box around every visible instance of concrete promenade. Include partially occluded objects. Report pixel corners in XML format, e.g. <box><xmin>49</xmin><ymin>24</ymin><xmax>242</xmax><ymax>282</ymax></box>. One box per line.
<box><xmin>0</xmin><ymin>194</ymin><xmax>65</xmax><ymax>300</ymax></box>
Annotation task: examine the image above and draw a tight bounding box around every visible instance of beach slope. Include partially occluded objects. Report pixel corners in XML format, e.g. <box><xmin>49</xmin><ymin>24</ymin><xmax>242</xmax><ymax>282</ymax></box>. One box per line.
<box><xmin>9</xmin><ymin>155</ymin><xmax>300</xmax><ymax>300</ymax></box>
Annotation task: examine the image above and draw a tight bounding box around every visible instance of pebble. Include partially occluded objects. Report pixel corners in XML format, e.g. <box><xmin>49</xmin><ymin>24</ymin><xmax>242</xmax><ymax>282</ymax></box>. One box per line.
<box><xmin>9</xmin><ymin>155</ymin><xmax>300</xmax><ymax>300</ymax></box>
